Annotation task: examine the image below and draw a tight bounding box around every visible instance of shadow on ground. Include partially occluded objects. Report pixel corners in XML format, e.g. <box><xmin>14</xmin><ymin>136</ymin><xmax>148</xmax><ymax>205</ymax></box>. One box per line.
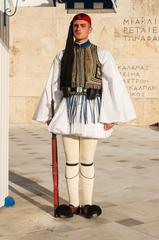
<box><xmin>9</xmin><ymin>171</ymin><xmax>68</xmax><ymax>215</ymax></box>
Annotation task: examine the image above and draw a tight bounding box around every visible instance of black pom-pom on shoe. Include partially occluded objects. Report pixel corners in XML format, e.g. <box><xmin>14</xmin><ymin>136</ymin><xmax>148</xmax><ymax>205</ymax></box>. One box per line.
<box><xmin>80</xmin><ymin>204</ymin><xmax>102</xmax><ymax>218</ymax></box>
<box><xmin>54</xmin><ymin>204</ymin><xmax>73</xmax><ymax>218</ymax></box>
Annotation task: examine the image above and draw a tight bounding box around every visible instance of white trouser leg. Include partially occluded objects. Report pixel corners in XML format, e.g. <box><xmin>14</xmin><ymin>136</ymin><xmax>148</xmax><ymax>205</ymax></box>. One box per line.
<box><xmin>62</xmin><ymin>135</ymin><xmax>80</xmax><ymax>207</ymax></box>
<box><xmin>79</xmin><ymin>137</ymin><xmax>98</xmax><ymax>206</ymax></box>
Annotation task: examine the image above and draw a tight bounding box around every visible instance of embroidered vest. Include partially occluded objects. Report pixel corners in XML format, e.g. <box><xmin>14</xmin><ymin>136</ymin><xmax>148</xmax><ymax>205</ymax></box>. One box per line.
<box><xmin>71</xmin><ymin>43</ymin><xmax>102</xmax><ymax>90</ymax></box>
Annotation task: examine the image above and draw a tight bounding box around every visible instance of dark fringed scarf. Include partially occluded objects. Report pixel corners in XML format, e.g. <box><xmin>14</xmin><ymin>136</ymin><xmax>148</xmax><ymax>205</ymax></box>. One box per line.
<box><xmin>60</xmin><ymin>21</ymin><xmax>74</xmax><ymax>90</ymax></box>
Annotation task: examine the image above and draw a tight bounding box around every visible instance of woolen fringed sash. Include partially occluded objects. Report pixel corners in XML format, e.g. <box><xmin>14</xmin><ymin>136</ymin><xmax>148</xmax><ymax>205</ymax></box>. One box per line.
<box><xmin>60</xmin><ymin>22</ymin><xmax>74</xmax><ymax>90</ymax></box>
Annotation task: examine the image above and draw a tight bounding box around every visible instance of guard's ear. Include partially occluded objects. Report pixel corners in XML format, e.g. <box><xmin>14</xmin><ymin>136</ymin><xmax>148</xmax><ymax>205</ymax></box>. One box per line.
<box><xmin>89</xmin><ymin>27</ymin><xmax>93</xmax><ymax>33</ymax></box>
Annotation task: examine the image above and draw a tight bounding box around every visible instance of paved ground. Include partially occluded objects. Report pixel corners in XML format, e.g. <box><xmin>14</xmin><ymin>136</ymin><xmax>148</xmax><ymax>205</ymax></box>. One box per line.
<box><xmin>0</xmin><ymin>123</ymin><xmax>159</xmax><ymax>240</ymax></box>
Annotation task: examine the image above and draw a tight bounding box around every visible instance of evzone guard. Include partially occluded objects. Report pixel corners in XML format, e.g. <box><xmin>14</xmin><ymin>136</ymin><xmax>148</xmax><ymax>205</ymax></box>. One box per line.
<box><xmin>33</xmin><ymin>13</ymin><xmax>136</xmax><ymax>218</ymax></box>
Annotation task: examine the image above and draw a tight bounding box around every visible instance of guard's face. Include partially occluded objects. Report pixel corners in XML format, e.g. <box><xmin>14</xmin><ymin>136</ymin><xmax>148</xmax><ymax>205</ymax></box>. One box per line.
<box><xmin>73</xmin><ymin>20</ymin><xmax>92</xmax><ymax>41</ymax></box>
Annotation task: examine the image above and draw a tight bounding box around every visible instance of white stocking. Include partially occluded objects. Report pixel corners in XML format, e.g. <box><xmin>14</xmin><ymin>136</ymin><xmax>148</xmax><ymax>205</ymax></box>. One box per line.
<box><xmin>62</xmin><ymin>135</ymin><xmax>98</xmax><ymax>207</ymax></box>
<box><xmin>62</xmin><ymin>135</ymin><xmax>80</xmax><ymax>207</ymax></box>
<box><xmin>79</xmin><ymin>137</ymin><xmax>98</xmax><ymax>206</ymax></box>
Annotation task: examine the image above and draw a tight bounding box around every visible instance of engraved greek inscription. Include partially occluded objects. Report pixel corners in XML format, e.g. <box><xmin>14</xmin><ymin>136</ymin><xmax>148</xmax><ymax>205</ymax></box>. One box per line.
<box><xmin>119</xmin><ymin>64</ymin><xmax>159</xmax><ymax>98</ymax></box>
<box><xmin>121</xmin><ymin>18</ymin><xmax>159</xmax><ymax>41</ymax></box>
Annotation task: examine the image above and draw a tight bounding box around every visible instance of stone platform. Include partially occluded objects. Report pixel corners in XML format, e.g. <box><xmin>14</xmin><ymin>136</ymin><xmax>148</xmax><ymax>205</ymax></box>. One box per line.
<box><xmin>0</xmin><ymin>123</ymin><xmax>159</xmax><ymax>239</ymax></box>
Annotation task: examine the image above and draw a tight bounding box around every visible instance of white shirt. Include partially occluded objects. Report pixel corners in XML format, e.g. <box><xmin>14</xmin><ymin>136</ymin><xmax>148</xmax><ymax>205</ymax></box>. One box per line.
<box><xmin>32</xmin><ymin>46</ymin><xmax>136</xmax><ymax>139</ymax></box>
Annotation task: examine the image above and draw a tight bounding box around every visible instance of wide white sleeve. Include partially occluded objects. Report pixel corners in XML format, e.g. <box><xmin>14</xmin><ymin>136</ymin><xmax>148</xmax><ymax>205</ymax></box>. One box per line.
<box><xmin>99</xmin><ymin>50</ymin><xmax>137</xmax><ymax>123</ymax></box>
<box><xmin>32</xmin><ymin>53</ymin><xmax>63</xmax><ymax>122</ymax></box>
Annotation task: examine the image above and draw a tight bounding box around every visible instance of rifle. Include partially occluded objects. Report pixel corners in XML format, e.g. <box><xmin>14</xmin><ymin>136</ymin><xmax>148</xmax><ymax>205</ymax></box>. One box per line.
<box><xmin>51</xmin><ymin>100</ymin><xmax>59</xmax><ymax>217</ymax></box>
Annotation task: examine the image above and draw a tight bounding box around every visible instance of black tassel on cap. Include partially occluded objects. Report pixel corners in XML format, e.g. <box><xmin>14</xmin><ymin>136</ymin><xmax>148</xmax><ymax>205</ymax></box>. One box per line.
<box><xmin>60</xmin><ymin>21</ymin><xmax>74</xmax><ymax>90</ymax></box>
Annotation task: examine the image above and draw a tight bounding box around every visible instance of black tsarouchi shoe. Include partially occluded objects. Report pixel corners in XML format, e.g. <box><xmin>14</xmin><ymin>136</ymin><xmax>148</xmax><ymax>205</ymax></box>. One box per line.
<box><xmin>80</xmin><ymin>204</ymin><xmax>102</xmax><ymax>218</ymax></box>
<box><xmin>54</xmin><ymin>204</ymin><xmax>80</xmax><ymax>218</ymax></box>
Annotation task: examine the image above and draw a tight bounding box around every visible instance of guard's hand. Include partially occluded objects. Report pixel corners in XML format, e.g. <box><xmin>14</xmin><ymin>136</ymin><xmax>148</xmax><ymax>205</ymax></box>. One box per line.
<box><xmin>104</xmin><ymin>123</ymin><xmax>116</xmax><ymax>130</ymax></box>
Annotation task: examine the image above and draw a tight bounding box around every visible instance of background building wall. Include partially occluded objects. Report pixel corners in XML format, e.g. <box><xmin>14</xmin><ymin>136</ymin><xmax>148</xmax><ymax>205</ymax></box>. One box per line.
<box><xmin>9</xmin><ymin>0</ymin><xmax>159</xmax><ymax>125</ymax></box>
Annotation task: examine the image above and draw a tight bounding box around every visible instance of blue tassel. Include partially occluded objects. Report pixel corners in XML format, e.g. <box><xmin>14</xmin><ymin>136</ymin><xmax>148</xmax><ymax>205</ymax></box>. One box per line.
<box><xmin>66</xmin><ymin>95</ymin><xmax>80</xmax><ymax>124</ymax></box>
<box><xmin>83</xmin><ymin>96</ymin><xmax>88</xmax><ymax>124</ymax></box>
<box><xmin>4</xmin><ymin>196</ymin><xmax>15</xmax><ymax>207</ymax></box>
<box><xmin>72</xmin><ymin>96</ymin><xmax>79</xmax><ymax>123</ymax></box>
<box><xmin>88</xmin><ymin>100</ymin><xmax>93</xmax><ymax>123</ymax></box>
<box><xmin>92</xmin><ymin>100</ymin><xmax>95</xmax><ymax>124</ymax></box>
<box><xmin>66</xmin><ymin>95</ymin><xmax>101</xmax><ymax>125</ymax></box>
<box><xmin>97</xmin><ymin>96</ymin><xmax>100</xmax><ymax>115</ymax></box>
<box><xmin>80</xmin><ymin>95</ymin><xmax>84</xmax><ymax>123</ymax></box>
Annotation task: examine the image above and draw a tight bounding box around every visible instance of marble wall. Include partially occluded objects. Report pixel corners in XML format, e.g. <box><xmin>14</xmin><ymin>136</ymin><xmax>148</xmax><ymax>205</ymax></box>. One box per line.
<box><xmin>9</xmin><ymin>0</ymin><xmax>159</xmax><ymax>125</ymax></box>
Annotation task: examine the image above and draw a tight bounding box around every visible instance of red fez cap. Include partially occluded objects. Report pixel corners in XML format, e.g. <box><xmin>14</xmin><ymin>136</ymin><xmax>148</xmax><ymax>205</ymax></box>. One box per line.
<box><xmin>72</xmin><ymin>13</ymin><xmax>92</xmax><ymax>25</ymax></box>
